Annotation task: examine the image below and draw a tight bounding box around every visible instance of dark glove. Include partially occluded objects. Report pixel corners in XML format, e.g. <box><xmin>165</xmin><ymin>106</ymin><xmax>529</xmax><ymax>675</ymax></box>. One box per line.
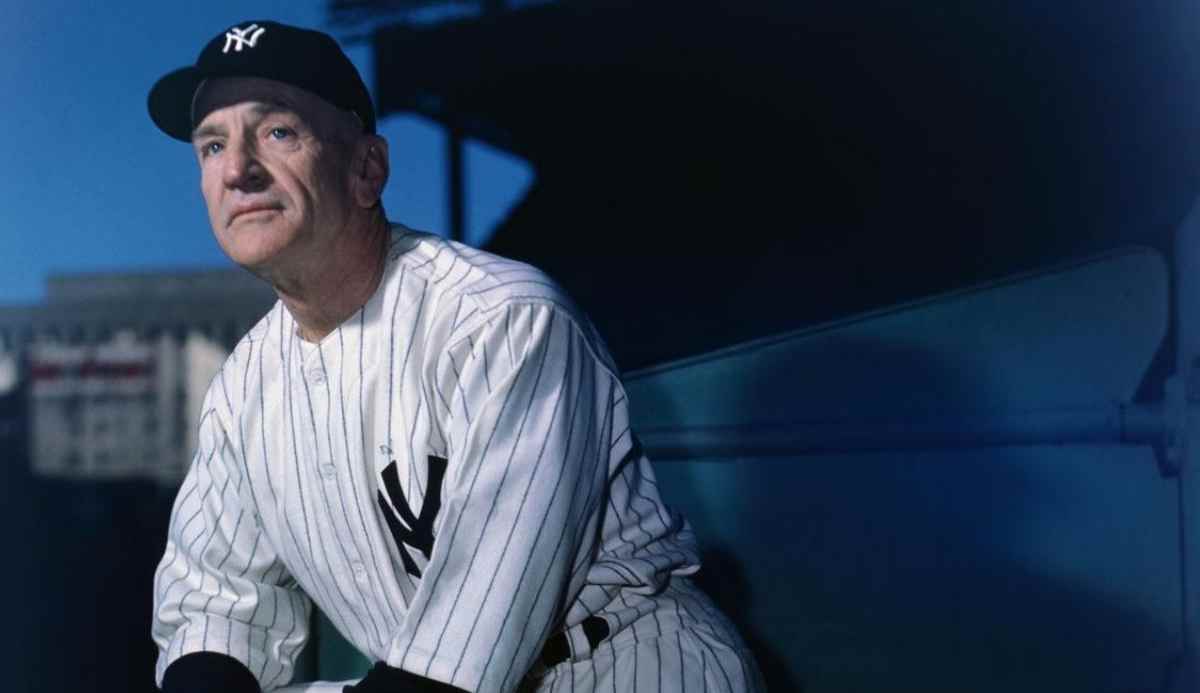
<box><xmin>161</xmin><ymin>652</ymin><xmax>261</xmax><ymax>693</ymax></box>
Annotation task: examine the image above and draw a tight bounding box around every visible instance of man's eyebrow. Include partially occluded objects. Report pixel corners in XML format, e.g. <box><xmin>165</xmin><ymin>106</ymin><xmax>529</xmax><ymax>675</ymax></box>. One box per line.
<box><xmin>191</xmin><ymin>122</ymin><xmax>226</xmax><ymax>142</ymax></box>
<box><xmin>191</xmin><ymin>98</ymin><xmax>302</xmax><ymax>141</ymax></box>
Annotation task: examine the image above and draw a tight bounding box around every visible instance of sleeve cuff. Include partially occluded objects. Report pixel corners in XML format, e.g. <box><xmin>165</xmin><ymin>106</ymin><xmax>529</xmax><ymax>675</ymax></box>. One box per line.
<box><xmin>161</xmin><ymin>651</ymin><xmax>262</xmax><ymax>693</ymax></box>
<box><xmin>345</xmin><ymin>662</ymin><xmax>468</xmax><ymax>693</ymax></box>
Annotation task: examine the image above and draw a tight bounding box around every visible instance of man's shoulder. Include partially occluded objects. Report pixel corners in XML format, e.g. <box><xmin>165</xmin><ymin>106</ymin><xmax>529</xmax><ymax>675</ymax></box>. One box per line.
<box><xmin>201</xmin><ymin>300</ymin><xmax>284</xmax><ymax>418</ymax></box>
<box><xmin>389</xmin><ymin>225</ymin><xmax>578</xmax><ymax>319</ymax></box>
<box><xmin>387</xmin><ymin>226</ymin><xmax>620</xmax><ymax>375</ymax></box>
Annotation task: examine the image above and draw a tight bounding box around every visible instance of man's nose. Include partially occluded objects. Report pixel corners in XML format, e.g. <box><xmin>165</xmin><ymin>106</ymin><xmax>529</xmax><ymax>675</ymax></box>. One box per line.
<box><xmin>221</xmin><ymin>137</ymin><xmax>268</xmax><ymax>191</ymax></box>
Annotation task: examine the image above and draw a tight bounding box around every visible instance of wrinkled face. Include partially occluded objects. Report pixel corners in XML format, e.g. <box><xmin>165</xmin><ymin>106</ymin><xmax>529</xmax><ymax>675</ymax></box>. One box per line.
<box><xmin>190</xmin><ymin>77</ymin><xmax>357</xmax><ymax>279</ymax></box>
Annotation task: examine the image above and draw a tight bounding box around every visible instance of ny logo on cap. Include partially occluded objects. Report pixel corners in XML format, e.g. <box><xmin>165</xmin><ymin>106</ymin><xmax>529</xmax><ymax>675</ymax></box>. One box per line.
<box><xmin>222</xmin><ymin>23</ymin><xmax>266</xmax><ymax>53</ymax></box>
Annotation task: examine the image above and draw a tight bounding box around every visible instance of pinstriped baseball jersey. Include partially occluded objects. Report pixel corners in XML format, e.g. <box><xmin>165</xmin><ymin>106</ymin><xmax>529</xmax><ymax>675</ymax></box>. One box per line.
<box><xmin>152</xmin><ymin>225</ymin><xmax>762</xmax><ymax>692</ymax></box>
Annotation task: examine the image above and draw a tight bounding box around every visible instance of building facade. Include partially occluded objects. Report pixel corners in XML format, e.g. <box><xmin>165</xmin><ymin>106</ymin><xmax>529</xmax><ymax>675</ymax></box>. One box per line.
<box><xmin>0</xmin><ymin>267</ymin><xmax>275</xmax><ymax>482</ymax></box>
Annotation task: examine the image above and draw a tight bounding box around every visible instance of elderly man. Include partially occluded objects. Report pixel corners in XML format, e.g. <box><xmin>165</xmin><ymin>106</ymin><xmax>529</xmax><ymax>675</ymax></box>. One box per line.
<box><xmin>148</xmin><ymin>20</ymin><xmax>762</xmax><ymax>693</ymax></box>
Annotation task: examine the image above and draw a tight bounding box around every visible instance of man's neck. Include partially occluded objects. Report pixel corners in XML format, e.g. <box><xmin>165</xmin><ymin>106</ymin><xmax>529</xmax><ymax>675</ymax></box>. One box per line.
<box><xmin>274</xmin><ymin>215</ymin><xmax>391</xmax><ymax>343</ymax></box>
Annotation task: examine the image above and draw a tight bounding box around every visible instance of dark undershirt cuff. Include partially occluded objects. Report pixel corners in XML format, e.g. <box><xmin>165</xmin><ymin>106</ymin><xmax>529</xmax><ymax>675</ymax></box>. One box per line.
<box><xmin>161</xmin><ymin>651</ymin><xmax>261</xmax><ymax>693</ymax></box>
<box><xmin>344</xmin><ymin>661</ymin><xmax>469</xmax><ymax>693</ymax></box>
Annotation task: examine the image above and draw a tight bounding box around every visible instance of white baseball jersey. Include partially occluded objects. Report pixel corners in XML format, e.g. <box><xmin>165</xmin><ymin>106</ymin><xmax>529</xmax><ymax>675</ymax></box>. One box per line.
<box><xmin>152</xmin><ymin>226</ymin><xmax>762</xmax><ymax>692</ymax></box>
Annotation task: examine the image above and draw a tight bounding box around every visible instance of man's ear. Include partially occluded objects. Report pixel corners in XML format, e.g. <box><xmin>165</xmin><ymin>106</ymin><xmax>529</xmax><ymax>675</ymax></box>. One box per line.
<box><xmin>353</xmin><ymin>135</ymin><xmax>390</xmax><ymax>209</ymax></box>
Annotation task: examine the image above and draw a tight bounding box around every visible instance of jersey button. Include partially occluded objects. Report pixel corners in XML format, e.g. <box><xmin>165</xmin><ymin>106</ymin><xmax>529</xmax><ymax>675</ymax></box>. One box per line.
<box><xmin>309</xmin><ymin>369</ymin><xmax>325</xmax><ymax>384</ymax></box>
<box><xmin>319</xmin><ymin>462</ymin><xmax>336</xmax><ymax>478</ymax></box>
<box><xmin>351</xmin><ymin>562</ymin><xmax>368</xmax><ymax>583</ymax></box>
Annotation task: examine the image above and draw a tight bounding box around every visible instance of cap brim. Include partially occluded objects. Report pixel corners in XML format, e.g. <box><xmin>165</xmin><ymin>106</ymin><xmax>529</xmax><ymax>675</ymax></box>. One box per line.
<box><xmin>148</xmin><ymin>67</ymin><xmax>204</xmax><ymax>142</ymax></box>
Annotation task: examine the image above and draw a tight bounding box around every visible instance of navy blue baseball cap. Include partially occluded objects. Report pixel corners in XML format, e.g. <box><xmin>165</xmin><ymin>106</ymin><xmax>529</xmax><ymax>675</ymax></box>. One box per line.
<box><xmin>148</xmin><ymin>20</ymin><xmax>376</xmax><ymax>142</ymax></box>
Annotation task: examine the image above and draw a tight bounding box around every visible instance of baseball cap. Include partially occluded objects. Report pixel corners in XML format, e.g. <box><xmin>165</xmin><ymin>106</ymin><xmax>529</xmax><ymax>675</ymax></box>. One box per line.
<box><xmin>147</xmin><ymin>20</ymin><xmax>376</xmax><ymax>142</ymax></box>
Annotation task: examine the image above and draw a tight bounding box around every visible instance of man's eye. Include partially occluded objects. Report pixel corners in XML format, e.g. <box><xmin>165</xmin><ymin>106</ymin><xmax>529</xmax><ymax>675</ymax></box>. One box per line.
<box><xmin>269</xmin><ymin>127</ymin><xmax>294</xmax><ymax>140</ymax></box>
<box><xmin>201</xmin><ymin>141</ymin><xmax>223</xmax><ymax>157</ymax></box>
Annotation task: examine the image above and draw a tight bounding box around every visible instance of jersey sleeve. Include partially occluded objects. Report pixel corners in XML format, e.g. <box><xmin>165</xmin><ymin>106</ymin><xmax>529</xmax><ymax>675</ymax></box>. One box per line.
<box><xmin>388</xmin><ymin>300</ymin><xmax>619</xmax><ymax>692</ymax></box>
<box><xmin>153</xmin><ymin>382</ymin><xmax>313</xmax><ymax>692</ymax></box>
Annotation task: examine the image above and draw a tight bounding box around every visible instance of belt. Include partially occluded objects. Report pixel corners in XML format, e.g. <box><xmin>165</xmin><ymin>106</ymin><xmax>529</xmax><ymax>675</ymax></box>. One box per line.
<box><xmin>539</xmin><ymin>616</ymin><xmax>610</xmax><ymax>669</ymax></box>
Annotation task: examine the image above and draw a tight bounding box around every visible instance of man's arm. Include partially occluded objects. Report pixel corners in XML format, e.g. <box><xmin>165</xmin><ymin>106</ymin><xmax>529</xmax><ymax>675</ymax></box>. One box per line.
<box><xmin>153</xmin><ymin>383</ymin><xmax>312</xmax><ymax>692</ymax></box>
<box><xmin>381</xmin><ymin>299</ymin><xmax>620</xmax><ymax>692</ymax></box>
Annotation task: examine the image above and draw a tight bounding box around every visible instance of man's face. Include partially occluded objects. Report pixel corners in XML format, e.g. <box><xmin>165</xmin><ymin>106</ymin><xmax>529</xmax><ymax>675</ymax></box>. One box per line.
<box><xmin>190</xmin><ymin>77</ymin><xmax>357</xmax><ymax>279</ymax></box>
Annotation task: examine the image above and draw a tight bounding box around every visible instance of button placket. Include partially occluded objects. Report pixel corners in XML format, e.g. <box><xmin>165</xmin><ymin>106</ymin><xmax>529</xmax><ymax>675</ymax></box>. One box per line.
<box><xmin>299</xmin><ymin>335</ymin><xmax>373</xmax><ymax>605</ymax></box>
<box><xmin>301</xmin><ymin>345</ymin><xmax>331</xmax><ymax>477</ymax></box>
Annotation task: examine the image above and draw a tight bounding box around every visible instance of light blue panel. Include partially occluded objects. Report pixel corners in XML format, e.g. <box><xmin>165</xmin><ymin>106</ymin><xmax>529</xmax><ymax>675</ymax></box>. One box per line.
<box><xmin>626</xmin><ymin>247</ymin><xmax>1168</xmax><ymax>427</ymax></box>
<box><xmin>630</xmin><ymin>247</ymin><xmax>1175</xmax><ymax>691</ymax></box>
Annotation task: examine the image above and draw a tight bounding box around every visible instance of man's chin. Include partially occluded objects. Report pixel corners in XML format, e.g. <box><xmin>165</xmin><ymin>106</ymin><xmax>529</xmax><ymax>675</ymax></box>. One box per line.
<box><xmin>219</xmin><ymin>222</ymin><xmax>292</xmax><ymax>260</ymax></box>
<box><xmin>219</xmin><ymin>239</ymin><xmax>289</xmax><ymax>277</ymax></box>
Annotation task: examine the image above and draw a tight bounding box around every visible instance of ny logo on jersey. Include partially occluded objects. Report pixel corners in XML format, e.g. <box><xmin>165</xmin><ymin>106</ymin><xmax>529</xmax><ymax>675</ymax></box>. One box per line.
<box><xmin>377</xmin><ymin>455</ymin><xmax>447</xmax><ymax>578</ymax></box>
<box><xmin>222</xmin><ymin>24</ymin><xmax>266</xmax><ymax>53</ymax></box>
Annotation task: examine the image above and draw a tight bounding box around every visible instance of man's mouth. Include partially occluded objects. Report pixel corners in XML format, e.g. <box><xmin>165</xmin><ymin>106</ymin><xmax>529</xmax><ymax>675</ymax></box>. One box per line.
<box><xmin>229</xmin><ymin>204</ymin><xmax>281</xmax><ymax>224</ymax></box>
